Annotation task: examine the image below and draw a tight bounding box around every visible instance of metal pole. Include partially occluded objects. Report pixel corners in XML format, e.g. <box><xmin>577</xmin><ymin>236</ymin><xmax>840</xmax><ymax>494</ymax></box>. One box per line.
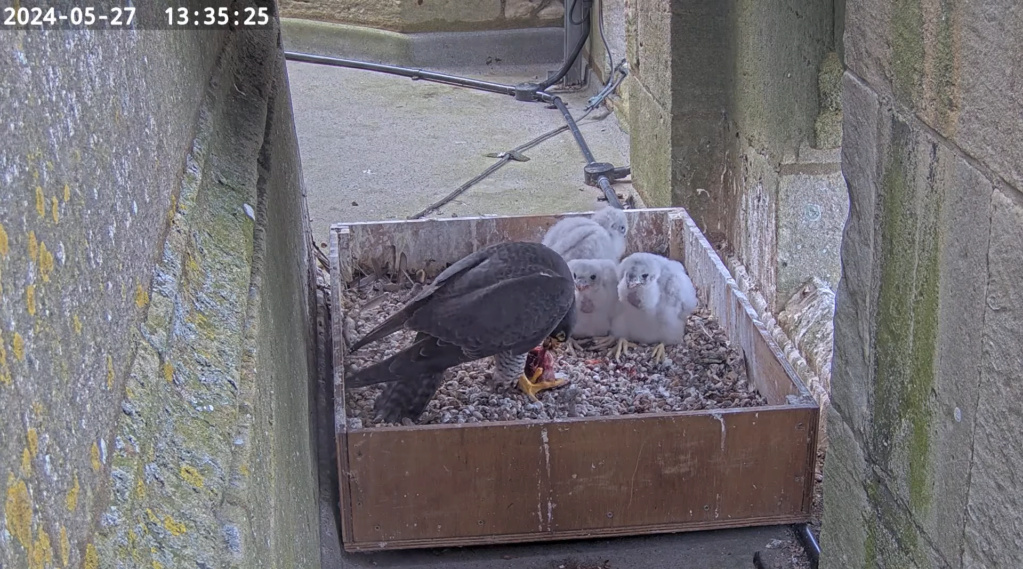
<box><xmin>284</xmin><ymin>52</ymin><xmax>518</xmax><ymax>97</ymax></box>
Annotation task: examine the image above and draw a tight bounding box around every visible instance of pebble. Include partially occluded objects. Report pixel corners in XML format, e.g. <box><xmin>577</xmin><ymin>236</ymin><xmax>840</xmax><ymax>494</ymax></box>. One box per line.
<box><xmin>341</xmin><ymin>277</ymin><xmax>767</xmax><ymax>429</ymax></box>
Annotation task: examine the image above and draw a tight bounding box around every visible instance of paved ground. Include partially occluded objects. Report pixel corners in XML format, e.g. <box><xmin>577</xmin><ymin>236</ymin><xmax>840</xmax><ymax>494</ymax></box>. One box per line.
<box><xmin>286</xmin><ymin>58</ymin><xmax>638</xmax><ymax>248</ymax></box>
<box><xmin>286</xmin><ymin>25</ymin><xmax>806</xmax><ymax>569</ymax></box>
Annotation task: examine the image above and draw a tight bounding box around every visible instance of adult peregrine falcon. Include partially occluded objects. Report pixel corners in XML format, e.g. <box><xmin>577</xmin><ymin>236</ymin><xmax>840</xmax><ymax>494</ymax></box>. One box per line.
<box><xmin>346</xmin><ymin>241</ymin><xmax>577</xmax><ymax>423</ymax></box>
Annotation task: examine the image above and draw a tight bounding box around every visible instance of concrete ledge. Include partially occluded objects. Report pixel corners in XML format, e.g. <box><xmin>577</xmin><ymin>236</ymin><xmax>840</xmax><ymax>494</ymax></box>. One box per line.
<box><xmin>282</xmin><ymin>18</ymin><xmax>564</xmax><ymax>67</ymax></box>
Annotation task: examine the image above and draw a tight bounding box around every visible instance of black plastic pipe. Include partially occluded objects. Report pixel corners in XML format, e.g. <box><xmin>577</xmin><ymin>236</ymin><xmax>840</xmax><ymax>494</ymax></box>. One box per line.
<box><xmin>537</xmin><ymin>0</ymin><xmax>592</xmax><ymax>90</ymax></box>
<box><xmin>551</xmin><ymin>96</ymin><xmax>596</xmax><ymax>163</ymax></box>
<box><xmin>284</xmin><ymin>52</ymin><xmax>518</xmax><ymax>96</ymax></box>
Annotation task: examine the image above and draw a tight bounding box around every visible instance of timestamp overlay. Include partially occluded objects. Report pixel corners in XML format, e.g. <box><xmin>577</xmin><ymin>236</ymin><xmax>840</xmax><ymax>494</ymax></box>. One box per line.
<box><xmin>2</xmin><ymin>1</ymin><xmax>276</xmax><ymax>31</ymax></box>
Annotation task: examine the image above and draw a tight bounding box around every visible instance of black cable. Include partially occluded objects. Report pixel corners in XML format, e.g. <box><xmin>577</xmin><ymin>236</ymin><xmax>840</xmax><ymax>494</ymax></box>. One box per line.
<box><xmin>794</xmin><ymin>523</ymin><xmax>820</xmax><ymax>568</ymax></box>
<box><xmin>538</xmin><ymin>0</ymin><xmax>591</xmax><ymax>90</ymax></box>
<box><xmin>597</xmin><ymin>0</ymin><xmax>614</xmax><ymax>76</ymax></box>
<box><xmin>408</xmin><ymin>110</ymin><xmax>595</xmax><ymax>219</ymax></box>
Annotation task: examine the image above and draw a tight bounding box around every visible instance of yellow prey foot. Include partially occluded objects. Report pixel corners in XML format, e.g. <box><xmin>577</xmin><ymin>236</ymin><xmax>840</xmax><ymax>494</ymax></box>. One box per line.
<box><xmin>517</xmin><ymin>368</ymin><xmax>567</xmax><ymax>402</ymax></box>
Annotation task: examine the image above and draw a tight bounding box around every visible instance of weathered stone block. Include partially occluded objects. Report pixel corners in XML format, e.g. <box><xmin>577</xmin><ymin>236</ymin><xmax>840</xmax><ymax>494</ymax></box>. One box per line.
<box><xmin>777</xmin><ymin>169</ymin><xmax>847</xmax><ymax>302</ymax></box>
<box><xmin>628</xmin><ymin>82</ymin><xmax>671</xmax><ymax>207</ymax></box>
<box><xmin>962</xmin><ymin>187</ymin><xmax>1023</xmax><ymax>569</ymax></box>
<box><xmin>830</xmin><ymin>72</ymin><xmax>879</xmax><ymax>444</ymax></box>
<box><xmin>401</xmin><ymin>0</ymin><xmax>502</xmax><ymax>29</ymax></box>
<box><xmin>820</xmin><ymin>408</ymin><xmax>870</xmax><ymax>569</ymax></box>
<box><xmin>0</xmin><ymin>16</ymin><xmax>227</xmax><ymax>569</ymax></box>
<box><xmin>920</xmin><ymin>147</ymin><xmax>994</xmax><ymax>564</ymax></box>
<box><xmin>954</xmin><ymin>1</ymin><xmax>1023</xmax><ymax>192</ymax></box>
<box><xmin>634</xmin><ymin>1</ymin><xmax>673</xmax><ymax>110</ymax></box>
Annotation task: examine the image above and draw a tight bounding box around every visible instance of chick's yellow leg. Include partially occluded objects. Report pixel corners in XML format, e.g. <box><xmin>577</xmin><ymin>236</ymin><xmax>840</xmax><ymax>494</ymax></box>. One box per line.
<box><xmin>517</xmin><ymin>367</ymin><xmax>567</xmax><ymax>402</ymax></box>
<box><xmin>650</xmin><ymin>342</ymin><xmax>667</xmax><ymax>364</ymax></box>
<box><xmin>610</xmin><ymin>337</ymin><xmax>636</xmax><ymax>362</ymax></box>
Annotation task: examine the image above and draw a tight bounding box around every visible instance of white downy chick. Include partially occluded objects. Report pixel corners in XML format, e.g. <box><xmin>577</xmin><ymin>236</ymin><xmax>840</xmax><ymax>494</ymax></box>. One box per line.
<box><xmin>589</xmin><ymin>205</ymin><xmax>629</xmax><ymax>261</ymax></box>
<box><xmin>541</xmin><ymin>206</ymin><xmax>629</xmax><ymax>263</ymax></box>
<box><xmin>567</xmin><ymin>258</ymin><xmax>620</xmax><ymax>338</ymax></box>
<box><xmin>610</xmin><ymin>252</ymin><xmax>698</xmax><ymax>362</ymax></box>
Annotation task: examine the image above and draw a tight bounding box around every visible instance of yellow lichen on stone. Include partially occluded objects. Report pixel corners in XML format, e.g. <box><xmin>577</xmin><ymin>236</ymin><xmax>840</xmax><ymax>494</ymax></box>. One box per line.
<box><xmin>59</xmin><ymin>525</ymin><xmax>70</xmax><ymax>567</ymax></box>
<box><xmin>35</xmin><ymin>186</ymin><xmax>45</xmax><ymax>218</ymax></box>
<box><xmin>239</xmin><ymin>463</ymin><xmax>250</xmax><ymax>476</ymax></box>
<box><xmin>66</xmin><ymin>473</ymin><xmax>80</xmax><ymax>511</ymax></box>
<box><xmin>0</xmin><ymin>331</ymin><xmax>10</xmax><ymax>387</ymax></box>
<box><xmin>106</xmin><ymin>355</ymin><xmax>114</xmax><ymax>390</ymax></box>
<box><xmin>13</xmin><ymin>332</ymin><xmax>25</xmax><ymax>361</ymax></box>
<box><xmin>51</xmin><ymin>196</ymin><xmax>59</xmax><ymax>223</ymax></box>
<box><xmin>134</xmin><ymin>477</ymin><xmax>146</xmax><ymax>500</ymax></box>
<box><xmin>26</xmin><ymin>284</ymin><xmax>37</xmax><ymax>316</ymax></box>
<box><xmin>163</xmin><ymin>362</ymin><xmax>174</xmax><ymax>383</ymax></box>
<box><xmin>73</xmin><ymin>314</ymin><xmax>83</xmax><ymax>334</ymax></box>
<box><xmin>21</xmin><ymin>447</ymin><xmax>32</xmax><ymax>476</ymax></box>
<box><xmin>135</xmin><ymin>284</ymin><xmax>150</xmax><ymax>309</ymax></box>
<box><xmin>28</xmin><ymin>230</ymin><xmax>38</xmax><ymax>262</ymax></box>
<box><xmin>0</xmin><ymin>221</ymin><xmax>9</xmax><ymax>256</ymax></box>
<box><xmin>31</xmin><ymin>402</ymin><xmax>44</xmax><ymax>417</ymax></box>
<box><xmin>84</xmin><ymin>543</ymin><xmax>99</xmax><ymax>569</ymax></box>
<box><xmin>27</xmin><ymin>427</ymin><xmax>38</xmax><ymax>455</ymax></box>
<box><xmin>90</xmin><ymin>442</ymin><xmax>101</xmax><ymax>472</ymax></box>
<box><xmin>29</xmin><ymin>527</ymin><xmax>53</xmax><ymax>569</ymax></box>
<box><xmin>153</xmin><ymin>560</ymin><xmax>164</xmax><ymax>569</ymax></box>
<box><xmin>5</xmin><ymin>477</ymin><xmax>32</xmax><ymax>549</ymax></box>
<box><xmin>39</xmin><ymin>241</ymin><xmax>54</xmax><ymax>282</ymax></box>
<box><xmin>163</xmin><ymin>515</ymin><xmax>187</xmax><ymax>536</ymax></box>
<box><xmin>179</xmin><ymin>464</ymin><xmax>204</xmax><ymax>488</ymax></box>
<box><xmin>63</xmin><ymin>184</ymin><xmax>71</xmax><ymax>203</ymax></box>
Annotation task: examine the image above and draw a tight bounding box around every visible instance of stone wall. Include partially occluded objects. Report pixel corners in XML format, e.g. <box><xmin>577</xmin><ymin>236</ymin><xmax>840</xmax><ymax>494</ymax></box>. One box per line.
<box><xmin>0</xmin><ymin>3</ymin><xmax>322</xmax><ymax>568</ymax></box>
<box><xmin>820</xmin><ymin>0</ymin><xmax>1023</xmax><ymax>567</ymax></box>
<box><xmin>623</xmin><ymin>0</ymin><xmax>843</xmax><ymax>403</ymax></box>
<box><xmin>279</xmin><ymin>0</ymin><xmax>565</xmax><ymax>33</ymax></box>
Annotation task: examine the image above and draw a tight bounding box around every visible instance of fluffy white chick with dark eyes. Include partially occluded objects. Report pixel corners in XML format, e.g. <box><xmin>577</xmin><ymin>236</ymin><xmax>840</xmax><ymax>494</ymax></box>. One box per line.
<box><xmin>567</xmin><ymin>259</ymin><xmax>620</xmax><ymax>343</ymax></box>
<box><xmin>542</xmin><ymin>206</ymin><xmax>629</xmax><ymax>263</ymax></box>
<box><xmin>610</xmin><ymin>252</ymin><xmax>698</xmax><ymax>364</ymax></box>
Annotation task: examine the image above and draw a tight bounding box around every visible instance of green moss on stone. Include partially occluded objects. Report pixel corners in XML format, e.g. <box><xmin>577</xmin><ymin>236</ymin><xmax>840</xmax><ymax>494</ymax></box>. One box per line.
<box><xmin>932</xmin><ymin>0</ymin><xmax>959</xmax><ymax>130</ymax></box>
<box><xmin>891</xmin><ymin>0</ymin><xmax>924</xmax><ymax>106</ymax></box>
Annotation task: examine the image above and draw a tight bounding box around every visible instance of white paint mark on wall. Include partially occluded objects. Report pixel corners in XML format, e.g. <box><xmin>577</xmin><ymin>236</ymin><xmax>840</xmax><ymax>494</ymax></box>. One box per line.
<box><xmin>711</xmin><ymin>411</ymin><xmax>726</xmax><ymax>452</ymax></box>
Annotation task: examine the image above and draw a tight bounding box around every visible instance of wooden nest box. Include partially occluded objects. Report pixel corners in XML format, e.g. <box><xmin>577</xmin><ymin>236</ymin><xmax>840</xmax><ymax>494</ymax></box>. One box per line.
<box><xmin>328</xmin><ymin>208</ymin><xmax>819</xmax><ymax>552</ymax></box>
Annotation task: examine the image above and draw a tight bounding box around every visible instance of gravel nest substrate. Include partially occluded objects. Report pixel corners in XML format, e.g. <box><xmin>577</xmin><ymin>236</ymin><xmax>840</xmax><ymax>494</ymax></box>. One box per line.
<box><xmin>339</xmin><ymin>278</ymin><xmax>767</xmax><ymax>429</ymax></box>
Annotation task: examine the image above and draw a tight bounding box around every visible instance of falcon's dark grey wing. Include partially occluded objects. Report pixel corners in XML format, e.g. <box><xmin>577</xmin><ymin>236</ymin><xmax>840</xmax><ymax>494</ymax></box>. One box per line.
<box><xmin>347</xmin><ymin>248</ymin><xmax>495</xmax><ymax>352</ymax></box>
<box><xmin>407</xmin><ymin>270</ymin><xmax>574</xmax><ymax>359</ymax></box>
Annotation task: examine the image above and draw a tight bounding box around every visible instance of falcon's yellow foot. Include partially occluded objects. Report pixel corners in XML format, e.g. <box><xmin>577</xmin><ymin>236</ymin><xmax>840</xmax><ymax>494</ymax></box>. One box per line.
<box><xmin>517</xmin><ymin>367</ymin><xmax>567</xmax><ymax>402</ymax></box>
<box><xmin>610</xmin><ymin>337</ymin><xmax>637</xmax><ymax>362</ymax></box>
<box><xmin>650</xmin><ymin>342</ymin><xmax>667</xmax><ymax>365</ymax></box>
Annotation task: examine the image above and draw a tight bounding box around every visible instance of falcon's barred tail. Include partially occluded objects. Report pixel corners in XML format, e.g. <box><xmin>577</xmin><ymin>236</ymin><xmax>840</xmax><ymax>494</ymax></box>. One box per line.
<box><xmin>345</xmin><ymin>334</ymin><xmax>466</xmax><ymax>388</ymax></box>
<box><xmin>373</xmin><ymin>372</ymin><xmax>446</xmax><ymax>423</ymax></box>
